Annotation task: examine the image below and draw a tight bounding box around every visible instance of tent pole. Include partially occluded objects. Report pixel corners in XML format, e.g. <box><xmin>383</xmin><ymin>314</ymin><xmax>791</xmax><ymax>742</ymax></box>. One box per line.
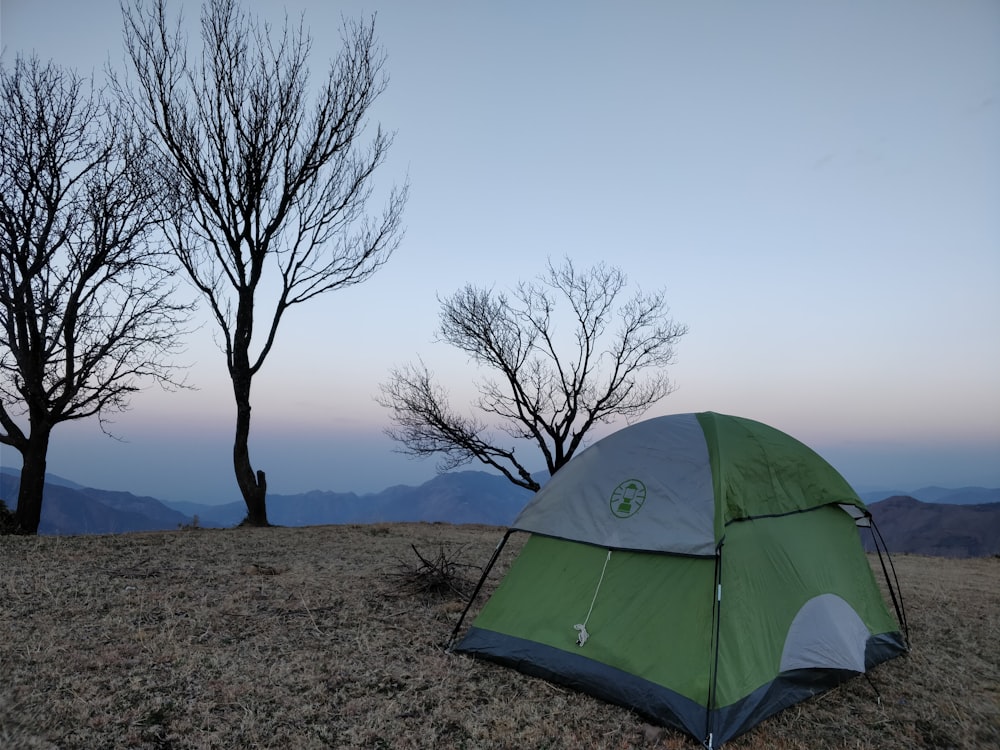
<box><xmin>446</xmin><ymin>529</ymin><xmax>514</xmax><ymax>651</ymax></box>
<box><xmin>704</xmin><ymin>542</ymin><xmax>725</xmax><ymax>748</ymax></box>
<box><xmin>869</xmin><ymin>518</ymin><xmax>910</xmax><ymax>647</ymax></box>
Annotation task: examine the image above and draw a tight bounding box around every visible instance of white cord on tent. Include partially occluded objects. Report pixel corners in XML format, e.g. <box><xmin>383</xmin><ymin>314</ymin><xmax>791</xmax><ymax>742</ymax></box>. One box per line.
<box><xmin>574</xmin><ymin>549</ymin><xmax>612</xmax><ymax>647</ymax></box>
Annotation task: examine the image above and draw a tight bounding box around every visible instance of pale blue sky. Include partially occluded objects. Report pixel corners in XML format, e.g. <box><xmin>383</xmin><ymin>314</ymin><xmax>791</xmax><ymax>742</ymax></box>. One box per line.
<box><xmin>2</xmin><ymin>0</ymin><xmax>998</xmax><ymax>503</ymax></box>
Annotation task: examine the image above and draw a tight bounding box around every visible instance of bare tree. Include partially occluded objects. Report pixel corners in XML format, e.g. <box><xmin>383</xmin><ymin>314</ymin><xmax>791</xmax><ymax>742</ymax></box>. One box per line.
<box><xmin>379</xmin><ymin>258</ymin><xmax>688</xmax><ymax>492</ymax></box>
<box><xmin>120</xmin><ymin>0</ymin><xmax>407</xmax><ymax>525</ymax></box>
<box><xmin>0</xmin><ymin>56</ymin><xmax>187</xmax><ymax>534</ymax></box>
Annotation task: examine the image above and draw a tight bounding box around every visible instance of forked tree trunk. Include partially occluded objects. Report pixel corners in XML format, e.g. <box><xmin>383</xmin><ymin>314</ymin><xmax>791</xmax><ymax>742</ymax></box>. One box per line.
<box><xmin>13</xmin><ymin>426</ymin><xmax>52</xmax><ymax>534</ymax></box>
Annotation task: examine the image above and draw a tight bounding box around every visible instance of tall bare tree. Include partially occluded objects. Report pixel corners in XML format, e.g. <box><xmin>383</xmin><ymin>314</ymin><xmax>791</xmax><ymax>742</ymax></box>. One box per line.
<box><xmin>120</xmin><ymin>0</ymin><xmax>407</xmax><ymax>525</ymax></box>
<box><xmin>379</xmin><ymin>258</ymin><xmax>688</xmax><ymax>492</ymax></box>
<box><xmin>0</xmin><ymin>56</ymin><xmax>187</xmax><ymax>534</ymax></box>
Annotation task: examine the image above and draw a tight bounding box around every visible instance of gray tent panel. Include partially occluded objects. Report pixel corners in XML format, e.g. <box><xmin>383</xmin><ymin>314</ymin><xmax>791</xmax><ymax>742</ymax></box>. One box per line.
<box><xmin>780</xmin><ymin>594</ymin><xmax>871</xmax><ymax>673</ymax></box>
<box><xmin>513</xmin><ymin>413</ymin><xmax>716</xmax><ymax>555</ymax></box>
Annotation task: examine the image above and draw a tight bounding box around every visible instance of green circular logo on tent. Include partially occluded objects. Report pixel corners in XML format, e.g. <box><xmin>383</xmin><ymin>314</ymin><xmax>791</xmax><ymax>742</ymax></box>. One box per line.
<box><xmin>610</xmin><ymin>479</ymin><xmax>647</xmax><ymax>518</ymax></box>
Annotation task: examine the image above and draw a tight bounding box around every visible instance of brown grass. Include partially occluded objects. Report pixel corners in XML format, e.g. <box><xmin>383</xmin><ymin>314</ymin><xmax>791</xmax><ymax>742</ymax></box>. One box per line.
<box><xmin>0</xmin><ymin>524</ymin><xmax>997</xmax><ymax>749</ymax></box>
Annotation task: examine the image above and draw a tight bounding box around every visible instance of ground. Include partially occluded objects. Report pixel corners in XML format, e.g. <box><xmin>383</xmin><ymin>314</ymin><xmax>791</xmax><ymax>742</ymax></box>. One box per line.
<box><xmin>0</xmin><ymin>523</ymin><xmax>997</xmax><ymax>749</ymax></box>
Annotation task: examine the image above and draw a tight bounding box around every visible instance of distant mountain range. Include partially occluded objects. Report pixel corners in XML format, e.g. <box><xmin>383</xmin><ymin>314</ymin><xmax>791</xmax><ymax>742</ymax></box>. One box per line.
<box><xmin>1</xmin><ymin>468</ymin><xmax>998</xmax><ymax>557</ymax></box>
<box><xmin>0</xmin><ymin>468</ymin><xmax>532</xmax><ymax>535</ymax></box>
<box><xmin>858</xmin><ymin>486</ymin><xmax>1000</xmax><ymax>505</ymax></box>
<box><xmin>0</xmin><ymin>470</ymin><xmax>192</xmax><ymax>535</ymax></box>
<box><xmin>161</xmin><ymin>471</ymin><xmax>534</xmax><ymax>529</ymax></box>
<box><xmin>862</xmin><ymin>495</ymin><xmax>1000</xmax><ymax>558</ymax></box>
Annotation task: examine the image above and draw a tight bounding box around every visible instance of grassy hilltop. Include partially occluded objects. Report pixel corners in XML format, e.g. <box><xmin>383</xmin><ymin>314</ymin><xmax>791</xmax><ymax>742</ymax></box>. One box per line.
<box><xmin>1</xmin><ymin>524</ymin><xmax>997</xmax><ymax>749</ymax></box>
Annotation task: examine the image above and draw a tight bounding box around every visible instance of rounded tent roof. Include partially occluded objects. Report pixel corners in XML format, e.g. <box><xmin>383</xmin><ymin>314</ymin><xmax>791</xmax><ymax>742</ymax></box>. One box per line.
<box><xmin>513</xmin><ymin>412</ymin><xmax>866</xmax><ymax>555</ymax></box>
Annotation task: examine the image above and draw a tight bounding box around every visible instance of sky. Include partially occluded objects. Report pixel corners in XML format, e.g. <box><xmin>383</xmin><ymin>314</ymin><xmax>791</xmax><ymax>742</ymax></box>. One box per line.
<box><xmin>1</xmin><ymin>0</ymin><xmax>998</xmax><ymax>504</ymax></box>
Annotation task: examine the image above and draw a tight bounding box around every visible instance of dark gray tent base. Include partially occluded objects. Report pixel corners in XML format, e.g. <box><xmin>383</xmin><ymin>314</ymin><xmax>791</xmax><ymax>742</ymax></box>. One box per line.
<box><xmin>456</xmin><ymin>628</ymin><xmax>907</xmax><ymax>748</ymax></box>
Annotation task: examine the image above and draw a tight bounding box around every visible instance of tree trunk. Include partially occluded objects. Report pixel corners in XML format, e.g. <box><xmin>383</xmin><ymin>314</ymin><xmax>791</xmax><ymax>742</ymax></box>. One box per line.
<box><xmin>232</xmin><ymin>371</ymin><xmax>269</xmax><ymax>526</ymax></box>
<box><xmin>14</xmin><ymin>427</ymin><xmax>52</xmax><ymax>534</ymax></box>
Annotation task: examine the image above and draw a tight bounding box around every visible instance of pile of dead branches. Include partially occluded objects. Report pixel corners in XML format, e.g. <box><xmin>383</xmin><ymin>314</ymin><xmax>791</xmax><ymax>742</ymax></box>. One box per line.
<box><xmin>390</xmin><ymin>544</ymin><xmax>480</xmax><ymax>600</ymax></box>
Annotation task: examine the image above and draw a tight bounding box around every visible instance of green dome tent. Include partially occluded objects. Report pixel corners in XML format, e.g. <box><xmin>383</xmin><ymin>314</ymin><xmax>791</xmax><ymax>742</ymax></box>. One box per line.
<box><xmin>449</xmin><ymin>412</ymin><xmax>907</xmax><ymax>748</ymax></box>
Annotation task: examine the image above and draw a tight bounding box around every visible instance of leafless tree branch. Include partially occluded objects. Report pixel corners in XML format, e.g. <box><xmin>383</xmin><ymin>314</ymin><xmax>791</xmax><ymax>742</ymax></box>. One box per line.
<box><xmin>379</xmin><ymin>258</ymin><xmax>688</xmax><ymax>492</ymax></box>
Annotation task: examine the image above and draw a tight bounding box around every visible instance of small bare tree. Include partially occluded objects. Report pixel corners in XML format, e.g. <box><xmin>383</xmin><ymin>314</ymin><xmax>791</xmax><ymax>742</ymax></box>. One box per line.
<box><xmin>121</xmin><ymin>0</ymin><xmax>407</xmax><ymax>525</ymax></box>
<box><xmin>379</xmin><ymin>258</ymin><xmax>688</xmax><ymax>492</ymax></box>
<box><xmin>0</xmin><ymin>56</ymin><xmax>187</xmax><ymax>534</ymax></box>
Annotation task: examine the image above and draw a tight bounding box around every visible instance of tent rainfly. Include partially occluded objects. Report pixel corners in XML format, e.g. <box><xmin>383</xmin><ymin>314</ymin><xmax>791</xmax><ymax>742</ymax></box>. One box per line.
<box><xmin>449</xmin><ymin>411</ymin><xmax>908</xmax><ymax>749</ymax></box>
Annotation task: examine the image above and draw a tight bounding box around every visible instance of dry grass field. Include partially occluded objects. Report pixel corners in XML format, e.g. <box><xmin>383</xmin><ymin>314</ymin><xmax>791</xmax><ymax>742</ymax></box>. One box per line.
<box><xmin>0</xmin><ymin>523</ymin><xmax>997</xmax><ymax>749</ymax></box>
